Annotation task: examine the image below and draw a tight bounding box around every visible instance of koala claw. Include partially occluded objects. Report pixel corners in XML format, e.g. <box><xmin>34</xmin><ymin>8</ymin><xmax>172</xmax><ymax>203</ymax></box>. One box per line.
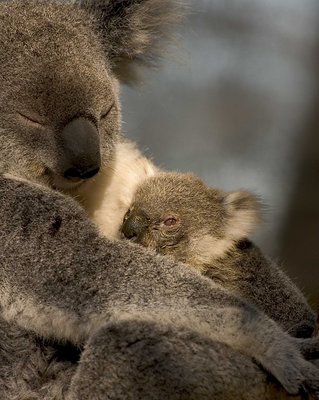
<box><xmin>280</xmin><ymin>360</ymin><xmax>319</xmax><ymax>398</ymax></box>
<box><xmin>295</xmin><ymin>337</ymin><xmax>319</xmax><ymax>360</ymax></box>
<box><xmin>256</xmin><ymin>343</ymin><xmax>319</xmax><ymax>397</ymax></box>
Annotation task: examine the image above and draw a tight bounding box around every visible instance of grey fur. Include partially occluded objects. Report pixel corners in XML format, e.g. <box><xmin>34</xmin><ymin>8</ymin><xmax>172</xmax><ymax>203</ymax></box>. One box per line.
<box><xmin>122</xmin><ymin>171</ymin><xmax>316</xmax><ymax>337</ymax></box>
<box><xmin>0</xmin><ymin>1</ymin><xmax>318</xmax><ymax>398</ymax></box>
<box><xmin>79</xmin><ymin>0</ymin><xmax>183</xmax><ymax>81</ymax></box>
<box><xmin>68</xmin><ymin>319</ymin><xmax>314</xmax><ymax>400</ymax></box>
<box><xmin>0</xmin><ymin>0</ymin><xmax>121</xmax><ymax>191</ymax></box>
<box><xmin>0</xmin><ymin>174</ymin><xmax>318</xmax><ymax>398</ymax></box>
<box><xmin>0</xmin><ymin>315</ymin><xmax>78</xmax><ymax>400</ymax></box>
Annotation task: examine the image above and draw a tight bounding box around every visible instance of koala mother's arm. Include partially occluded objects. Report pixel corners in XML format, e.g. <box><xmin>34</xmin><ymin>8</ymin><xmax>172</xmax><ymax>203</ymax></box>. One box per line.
<box><xmin>0</xmin><ymin>175</ymin><xmax>237</xmax><ymax>343</ymax></box>
<box><xmin>4</xmin><ymin>175</ymin><xmax>319</xmax><ymax>399</ymax></box>
<box><xmin>0</xmin><ymin>174</ymin><xmax>313</xmax><ymax>373</ymax></box>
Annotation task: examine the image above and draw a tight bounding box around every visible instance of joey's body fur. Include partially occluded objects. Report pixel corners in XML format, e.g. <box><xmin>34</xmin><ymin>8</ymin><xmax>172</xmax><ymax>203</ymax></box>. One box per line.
<box><xmin>122</xmin><ymin>172</ymin><xmax>316</xmax><ymax>337</ymax></box>
<box><xmin>204</xmin><ymin>240</ymin><xmax>314</xmax><ymax>337</ymax></box>
<box><xmin>0</xmin><ymin>1</ymin><xmax>318</xmax><ymax>399</ymax></box>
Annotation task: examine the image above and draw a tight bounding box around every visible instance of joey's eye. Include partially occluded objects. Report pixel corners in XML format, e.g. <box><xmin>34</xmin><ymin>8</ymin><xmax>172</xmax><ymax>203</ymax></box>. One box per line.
<box><xmin>163</xmin><ymin>217</ymin><xmax>178</xmax><ymax>227</ymax></box>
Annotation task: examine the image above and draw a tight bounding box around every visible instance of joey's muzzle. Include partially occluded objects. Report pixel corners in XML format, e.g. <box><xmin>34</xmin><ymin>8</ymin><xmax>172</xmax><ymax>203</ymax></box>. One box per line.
<box><xmin>60</xmin><ymin>117</ymin><xmax>101</xmax><ymax>181</ymax></box>
<box><xmin>122</xmin><ymin>210</ymin><xmax>150</xmax><ymax>241</ymax></box>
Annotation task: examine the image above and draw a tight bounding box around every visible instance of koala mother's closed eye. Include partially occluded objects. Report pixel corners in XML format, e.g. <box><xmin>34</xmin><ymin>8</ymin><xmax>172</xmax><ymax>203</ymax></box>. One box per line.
<box><xmin>17</xmin><ymin>110</ymin><xmax>48</xmax><ymax>128</ymax></box>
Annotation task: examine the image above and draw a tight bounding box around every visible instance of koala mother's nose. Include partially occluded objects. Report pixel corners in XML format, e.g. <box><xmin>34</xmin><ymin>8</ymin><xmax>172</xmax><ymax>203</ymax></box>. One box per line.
<box><xmin>60</xmin><ymin>117</ymin><xmax>101</xmax><ymax>181</ymax></box>
<box><xmin>122</xmin><ymin>211</ymin><xmax>149</xmax><ymax>240</ymax></box>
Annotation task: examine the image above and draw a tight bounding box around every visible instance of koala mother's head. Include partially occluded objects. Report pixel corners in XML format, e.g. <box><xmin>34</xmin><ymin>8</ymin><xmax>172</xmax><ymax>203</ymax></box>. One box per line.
<box><xmin>0</xmin><ymin>0</ymin><xmax>179</xmax><ymax>190</ymax></box>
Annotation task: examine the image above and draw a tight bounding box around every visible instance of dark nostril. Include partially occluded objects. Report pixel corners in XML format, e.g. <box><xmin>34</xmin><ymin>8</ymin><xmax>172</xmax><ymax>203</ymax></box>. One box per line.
<box><xmin>123</xmin><ymin>228</ymin><xmax>137</xmax><ymax>240</ymax></box>
<box><xmin>64</xmin><ymin>167</ymin><xmax>81</xmax><ymax>180</ymax></box>
<box><xmin>64</xmin><ymin>166</ymin><xmax>100</xmax><ymax>181</ymax></box>
<box><xmin>122</xmin><ymin>219</ymin><xmax>137</xmax><ymax>240</ymax></box>
<box><xmin>80</xmin><ymin>167</ymin><xmax>100</xmax><ymax>179</ymax></box>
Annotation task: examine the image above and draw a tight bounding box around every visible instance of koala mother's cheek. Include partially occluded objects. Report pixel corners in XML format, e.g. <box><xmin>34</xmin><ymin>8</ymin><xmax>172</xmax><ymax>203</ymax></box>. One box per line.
<box><xmin>99</xmin><ymin>113</ymin><xmax>121</xmax><ymax>163</ymax></box>
<box><xmin>29</xmin><ymin>162</ymin><xmax>47</xmax><ymax>179</ymax></box>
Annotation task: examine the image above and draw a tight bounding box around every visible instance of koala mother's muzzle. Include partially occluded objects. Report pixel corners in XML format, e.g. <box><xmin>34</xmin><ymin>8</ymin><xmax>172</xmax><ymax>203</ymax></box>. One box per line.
<box><xmin>60</xmin><ymin>117</ymin><xmax>101</xmax><ymax>181</ymax></box>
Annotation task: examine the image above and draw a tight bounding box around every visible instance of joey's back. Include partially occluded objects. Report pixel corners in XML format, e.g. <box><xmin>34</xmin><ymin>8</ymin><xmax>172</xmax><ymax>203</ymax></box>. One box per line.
<box><xmin>205</xmin><ymin>241</ymin><xmax>315</xmax><ymax>337</ymax></box>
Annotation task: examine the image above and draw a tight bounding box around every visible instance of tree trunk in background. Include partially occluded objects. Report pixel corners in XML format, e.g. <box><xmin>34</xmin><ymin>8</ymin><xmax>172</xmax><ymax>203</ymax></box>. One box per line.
<box><xmin>279</xmin><ymin>55</ymin><xmax>319</xmax><ymax>308</ymax></box>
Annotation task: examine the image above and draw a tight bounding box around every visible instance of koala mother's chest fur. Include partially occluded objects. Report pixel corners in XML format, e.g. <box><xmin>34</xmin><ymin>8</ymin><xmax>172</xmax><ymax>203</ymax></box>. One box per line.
<box><xmin>71</xmin><ymin>140</ymin><xmax>158</xmax><ymax>239</ymax></box>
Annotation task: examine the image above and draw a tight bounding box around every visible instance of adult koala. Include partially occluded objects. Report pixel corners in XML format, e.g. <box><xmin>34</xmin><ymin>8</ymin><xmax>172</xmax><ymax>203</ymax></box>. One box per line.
<box><xmin>0</xmin><ymin>1</ymin><xmax>318</xmax><ymax>399</ymax></box>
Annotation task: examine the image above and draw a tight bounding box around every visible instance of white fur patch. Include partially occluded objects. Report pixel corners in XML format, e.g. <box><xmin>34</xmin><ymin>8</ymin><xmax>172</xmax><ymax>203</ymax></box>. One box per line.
<box><xmin>188</xmin><ymin>233</ymin><xmax>235</xmax><ymax>268</ymax></box>
<box><xmin>224</xmin><ymin>192</ymin><xmax>260</xmax><ymax>240</ymax></box>
<box><xmin>75</xmin><ymin>140</ymin><xmax>157</xmax><ymax>239</ymax></box>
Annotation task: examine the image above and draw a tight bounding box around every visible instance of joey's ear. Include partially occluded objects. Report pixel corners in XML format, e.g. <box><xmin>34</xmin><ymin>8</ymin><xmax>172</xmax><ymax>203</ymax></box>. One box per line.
<box><xmin>79</xmin><ymin>0</ymin><xmax>183</xmax><ymax>82</ymax></box>
<box><xmin>223</xmin><ymin>191</ymin><xmax>262</xmax><ymax>240</ymax></box>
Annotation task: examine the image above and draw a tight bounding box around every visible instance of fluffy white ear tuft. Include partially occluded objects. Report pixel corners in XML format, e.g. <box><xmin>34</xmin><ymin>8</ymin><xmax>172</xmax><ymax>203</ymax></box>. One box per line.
<box><xmin>224</xmin><ymin>191</ymin><xmax>262</xmax><ymax>240</ymax></box>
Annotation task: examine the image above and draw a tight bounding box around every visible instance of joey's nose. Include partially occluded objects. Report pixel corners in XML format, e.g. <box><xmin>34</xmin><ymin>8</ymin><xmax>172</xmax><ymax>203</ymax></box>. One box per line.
<box><xmin>60</xmin><ymin>117</ymin><xmax>101</xmax><ymax>181</ymax></box>
<box><xmin>121</xmin><ymin>211</ymin><xmax>149</xmax><ymax>240</ymax></box>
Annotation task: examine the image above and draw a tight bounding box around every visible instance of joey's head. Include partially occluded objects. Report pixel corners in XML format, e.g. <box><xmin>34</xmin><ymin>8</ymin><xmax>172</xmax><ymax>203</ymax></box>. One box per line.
<box><xmin>121</xmin><ymin>172</ymin><xmax>262</xmax><ymax>268</ymax></box>
<box><xmin>0</xmin><ymin>0</ymin><xmax>180</xmax><ymax>191</ymax></box>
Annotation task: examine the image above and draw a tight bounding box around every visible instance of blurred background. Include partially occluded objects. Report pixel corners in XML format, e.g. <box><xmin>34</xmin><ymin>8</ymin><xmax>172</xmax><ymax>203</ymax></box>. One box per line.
<box><xmin>121</xmin><ymin>0</ymin><xmax>319</xmax><ymax>308</ymax></box>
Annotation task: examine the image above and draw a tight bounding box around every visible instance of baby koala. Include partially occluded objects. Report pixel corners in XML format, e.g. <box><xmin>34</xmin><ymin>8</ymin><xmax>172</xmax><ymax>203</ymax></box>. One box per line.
<box><xmin>121</xmin><ymin>172</ymin><xmax>316</xmax><ymax>338</ymax></box>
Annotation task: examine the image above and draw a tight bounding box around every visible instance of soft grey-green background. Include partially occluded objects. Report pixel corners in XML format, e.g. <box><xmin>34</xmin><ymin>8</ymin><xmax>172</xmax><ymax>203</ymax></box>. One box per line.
<box><xmin>121</xmin><ymin>0</ymin><xmax>319</xmax><ymax>306</ymax></box>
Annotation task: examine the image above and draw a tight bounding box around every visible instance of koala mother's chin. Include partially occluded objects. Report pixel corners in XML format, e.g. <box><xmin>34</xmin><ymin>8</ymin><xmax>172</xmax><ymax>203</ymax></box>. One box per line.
<box><xmin>47</xmin><ymin>172</ymin><xmax>89</xmax><ymax>192</ymax></box>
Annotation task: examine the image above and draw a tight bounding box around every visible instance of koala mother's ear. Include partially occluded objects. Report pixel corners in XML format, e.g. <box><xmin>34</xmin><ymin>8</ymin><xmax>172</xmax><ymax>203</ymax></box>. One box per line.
<box><xmin>223</xmin><ymin>190</ymin><xmax>263</xmax><ymax>240</ymax></box>
<box><xmin>79</xmin><ymin>0</ymin><xmax>183</xmax><ymax>83</ymax></box>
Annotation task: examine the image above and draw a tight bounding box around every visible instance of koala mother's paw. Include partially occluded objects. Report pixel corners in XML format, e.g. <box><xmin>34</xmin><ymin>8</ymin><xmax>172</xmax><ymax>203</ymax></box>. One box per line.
<box><xmin>273</xmin><ymin>356</ymin><xmax>319</xmax><ymax>398</ymax></box>
<box><xmin>257</xmin><ymin>339</ymin><xmax>319</xmax><ymax>397</ymax></box>
<box><xmin>299</xmin><ymin>361</ymin><xmax>319</xmax><ymax>399</ymax></box>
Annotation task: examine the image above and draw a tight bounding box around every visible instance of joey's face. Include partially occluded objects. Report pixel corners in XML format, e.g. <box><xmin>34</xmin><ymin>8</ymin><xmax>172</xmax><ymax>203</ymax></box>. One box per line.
<box><xmin>121</xmin><ymin>172</ymin><xmax>227</xmax><ymax>263</ymax></box>
<box><xmin>121</xmin><ymin>172</ymin><xmax>261</xmax><ymax>267</ymax></box>
<box><xmin>0</xmin><ymin>4</ymin><xmax>121</xmax><ymax>190</ymax></box>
